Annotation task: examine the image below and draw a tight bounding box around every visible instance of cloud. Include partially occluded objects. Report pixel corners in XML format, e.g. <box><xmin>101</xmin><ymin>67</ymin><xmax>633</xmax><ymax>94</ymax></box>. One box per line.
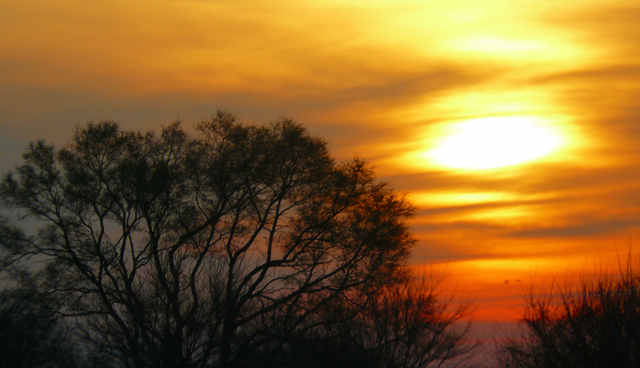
<box><xmin>508</xmin><ymin>219</ymin><xmax>640</xmax><ymax>239</ymax></box>
<box><xmin>542</xmin><ymin>3</ymin><xmax>640</xmax><ymax>54</ymax></box>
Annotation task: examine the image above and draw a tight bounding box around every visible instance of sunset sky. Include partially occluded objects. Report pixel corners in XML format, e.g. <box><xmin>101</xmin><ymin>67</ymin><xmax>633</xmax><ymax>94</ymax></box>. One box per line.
<box><xmin>3</xmin><ymin>0</ymin><xmax>640</xmax><ymax>331</ymax></box>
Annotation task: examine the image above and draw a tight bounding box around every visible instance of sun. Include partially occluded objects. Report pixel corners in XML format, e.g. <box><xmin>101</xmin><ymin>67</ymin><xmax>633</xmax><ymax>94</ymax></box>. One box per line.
<box><xmin>425</xmin><ymin>116</ymin><xmax>564</xmax><ymax>170</ymax></box>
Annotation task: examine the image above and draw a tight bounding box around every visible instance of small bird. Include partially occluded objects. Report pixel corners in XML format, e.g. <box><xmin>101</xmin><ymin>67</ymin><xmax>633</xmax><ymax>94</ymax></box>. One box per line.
<box><xmin>504</xmin><ymin>280</ymin><xmax>510</xmax><ymax>285</ymax></box>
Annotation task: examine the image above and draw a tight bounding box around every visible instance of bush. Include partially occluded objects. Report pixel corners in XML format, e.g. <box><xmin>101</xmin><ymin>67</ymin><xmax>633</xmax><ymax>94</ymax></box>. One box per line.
<box><xmin>498</xmin><ymin>257</ymin><xmax>640</xmax><ymax>368</ymax></box>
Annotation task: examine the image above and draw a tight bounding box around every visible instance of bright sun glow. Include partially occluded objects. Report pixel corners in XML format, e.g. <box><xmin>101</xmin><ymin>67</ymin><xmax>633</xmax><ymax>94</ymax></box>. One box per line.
<box><xmin>426</xmin><ymin>116</ymin><xmax>564</xmax><ymax>170</ymax></box>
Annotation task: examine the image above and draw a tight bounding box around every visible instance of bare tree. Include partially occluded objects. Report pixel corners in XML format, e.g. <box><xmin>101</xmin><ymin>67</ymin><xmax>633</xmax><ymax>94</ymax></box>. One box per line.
<box><xmin>497</xmin><ymin>258</ymin><xmax>640</xmax><ymax>368</ymax></box>
<box><xmin>0</xmin><ymin>112</ymin><xmax>417</xmax><ymax>368</ymax></box>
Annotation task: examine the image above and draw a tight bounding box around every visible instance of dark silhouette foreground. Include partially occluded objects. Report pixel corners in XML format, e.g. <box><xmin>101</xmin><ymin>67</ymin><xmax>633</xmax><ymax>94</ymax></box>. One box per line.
<box><xmin>498</xmin><ymin>258</ymin><xmax>640</xmax><ymax>368</ymax></box>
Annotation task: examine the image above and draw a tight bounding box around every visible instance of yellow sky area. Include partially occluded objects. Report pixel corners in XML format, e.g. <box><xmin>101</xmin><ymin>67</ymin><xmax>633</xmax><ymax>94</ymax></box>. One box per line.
<box><xmin>409</xmin><ymin>191</ymin><xmax>524</xmax><ymax>207</ymax></box>
<box><xmin>409</xmin><ymin>195</ymin><xmax>550</xmax><ymax>228</ymax></box>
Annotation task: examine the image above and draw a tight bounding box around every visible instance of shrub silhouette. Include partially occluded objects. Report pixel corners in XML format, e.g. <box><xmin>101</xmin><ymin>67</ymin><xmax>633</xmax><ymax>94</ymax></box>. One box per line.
<box><xmin>498</xmin><ymin>258</ymin><xmax>640</xmax><ymax>368</ymax></box>
<box><xmin>240</xmin><ymin>273</ymin><xmax>475</xmax><ymax>368</ymax></box>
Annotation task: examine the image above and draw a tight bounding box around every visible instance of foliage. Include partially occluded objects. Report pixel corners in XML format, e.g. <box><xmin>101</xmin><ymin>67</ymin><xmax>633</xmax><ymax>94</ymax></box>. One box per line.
<box><xmin>498</xmin><ymin>258</ymin><xmax>640</xmax><ymax>368</ymax></box>
<box><xmin>0</xmin><ymin>112</ymin><xmax>473</xmax><ymax>368</ymax></box>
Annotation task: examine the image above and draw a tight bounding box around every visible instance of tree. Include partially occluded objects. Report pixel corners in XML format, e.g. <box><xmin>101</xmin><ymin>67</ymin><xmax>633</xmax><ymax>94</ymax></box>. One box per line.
<box><xmin>497</xmin><ymin>258</ymin><xmax>640</xmax><ymax>368</ymax></box>
<box><xmin>0</xmin><ymin>112</ymin><xmax>420</xmax><ymax>368</ymax></box>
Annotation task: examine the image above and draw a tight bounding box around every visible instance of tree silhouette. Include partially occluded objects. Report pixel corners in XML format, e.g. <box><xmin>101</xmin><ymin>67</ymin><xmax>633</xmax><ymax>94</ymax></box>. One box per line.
<box><xmin>0</xmin><ymin>112</ymin><xmax>469</xmax><ymax>368</ymax></box>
